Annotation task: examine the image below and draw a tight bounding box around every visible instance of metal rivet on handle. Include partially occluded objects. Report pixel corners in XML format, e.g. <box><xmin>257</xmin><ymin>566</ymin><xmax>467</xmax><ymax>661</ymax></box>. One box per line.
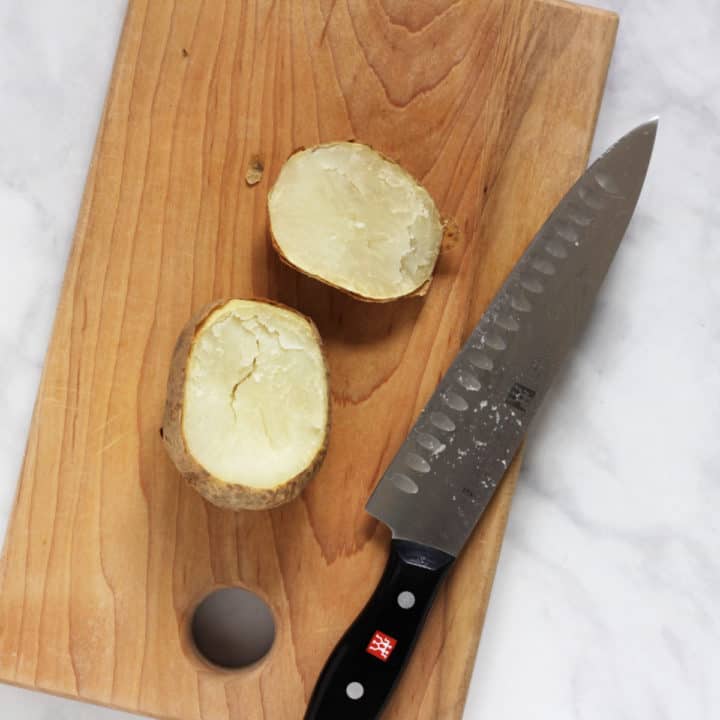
<box><xmin>398</xmin><ymin>591</ymin><xmax>416</xmax><ymax>610</ymax></box>
<box><xmin>346</xmin><ymin>682</ymin><xmax>364</xmax><ymax>700</ymax></box>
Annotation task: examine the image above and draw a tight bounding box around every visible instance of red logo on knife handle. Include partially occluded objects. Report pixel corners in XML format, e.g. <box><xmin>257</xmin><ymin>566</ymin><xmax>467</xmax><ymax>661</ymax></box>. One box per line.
<box><xmin>366</xmin><ymin>630</ymin><xmax>397</xmax><ymax>662</ymax></box>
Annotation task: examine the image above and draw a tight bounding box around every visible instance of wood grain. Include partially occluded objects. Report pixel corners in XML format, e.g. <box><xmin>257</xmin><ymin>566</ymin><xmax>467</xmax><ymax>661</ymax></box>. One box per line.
<box><xmin>0</xmin><ymin>1</ymin><xmax>617</xmax><ymax>718</ymax></box>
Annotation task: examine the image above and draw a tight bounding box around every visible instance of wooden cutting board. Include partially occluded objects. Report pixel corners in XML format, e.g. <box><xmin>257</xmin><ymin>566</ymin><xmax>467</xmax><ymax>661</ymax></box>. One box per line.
<box><xmin>0</xmin><ymin>1</ymin><xmax>616</xmax><ymax>718</ymax></box>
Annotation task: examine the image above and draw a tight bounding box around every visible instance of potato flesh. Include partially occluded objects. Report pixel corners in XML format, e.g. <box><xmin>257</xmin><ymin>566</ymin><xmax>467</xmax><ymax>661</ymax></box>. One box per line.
<box><xmin>269</xmin><ymin>142</ymin><xmax>443</xmax><ymax>300</ymax></box>
<box><xmin>182</xmin><ymin>301</ymin><xmax>327</xmax><ymax>489</ymax></box>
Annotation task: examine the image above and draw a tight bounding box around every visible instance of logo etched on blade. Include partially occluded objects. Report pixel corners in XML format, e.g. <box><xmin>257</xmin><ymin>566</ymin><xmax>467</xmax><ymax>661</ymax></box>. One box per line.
<box><xmin>505</xmin><ymin>382</ymin><xmax>536</xmax><ymax>413</ymax></box>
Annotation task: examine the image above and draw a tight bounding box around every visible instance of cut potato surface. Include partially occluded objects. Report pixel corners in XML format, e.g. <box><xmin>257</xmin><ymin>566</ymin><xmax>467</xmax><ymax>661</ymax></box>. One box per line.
<box><xmin>268</xmin><ymin>142</ymin><xmax>444</xmax><ymax>301</ymax></box>
<box><xmin>162</xmin><ymin>299</ymin><xmax>329</xmax><ymax>510</ymax></box>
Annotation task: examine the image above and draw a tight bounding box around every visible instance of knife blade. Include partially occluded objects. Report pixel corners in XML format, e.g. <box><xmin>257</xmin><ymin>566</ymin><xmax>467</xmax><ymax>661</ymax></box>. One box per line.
<box><xmin>304</xmin><ymin>119</ymin><xmax>657</xmax><ymax>719</ymax></box>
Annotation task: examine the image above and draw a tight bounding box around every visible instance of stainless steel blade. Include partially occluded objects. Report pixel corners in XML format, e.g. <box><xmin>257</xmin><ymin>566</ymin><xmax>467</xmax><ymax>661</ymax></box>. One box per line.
<box><xmin>366</xmin><ymin>120</ymin><xmax>657</xmax><ymax>557</ymax></box>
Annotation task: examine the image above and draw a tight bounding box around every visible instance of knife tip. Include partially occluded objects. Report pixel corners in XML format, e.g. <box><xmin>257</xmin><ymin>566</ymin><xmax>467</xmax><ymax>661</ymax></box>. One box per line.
<box><xmin>621</xmin><ymin>117</ymin><xmax>658</xmax><ymax>162</ymax></box>
<box><xmin>640</xmin><ymin>116</ymin><xmax>659</xmax><ymax>138</ymax></box>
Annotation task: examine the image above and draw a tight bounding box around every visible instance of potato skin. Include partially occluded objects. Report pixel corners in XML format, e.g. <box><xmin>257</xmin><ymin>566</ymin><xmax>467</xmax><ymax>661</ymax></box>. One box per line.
<box><xmin>162</xmin><ymin>298</ymin><xmax>330</xmax><ymax>511</ymax></box>
<box><xmin>270</xmin><ymin>232</ymin><xmax>436</xmax><ymax>303</ymax></box>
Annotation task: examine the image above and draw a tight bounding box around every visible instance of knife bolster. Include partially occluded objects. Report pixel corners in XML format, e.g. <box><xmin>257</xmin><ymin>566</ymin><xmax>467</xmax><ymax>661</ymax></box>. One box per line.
<box><xmin>393</xmin><ymin>538</ymin><xmax>455</xmax><ymax>571</ymax></box>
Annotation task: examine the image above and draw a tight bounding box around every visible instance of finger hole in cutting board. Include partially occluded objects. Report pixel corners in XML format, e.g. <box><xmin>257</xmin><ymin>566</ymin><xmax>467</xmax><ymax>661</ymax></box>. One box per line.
<box><xmin>184</xmin><ymin>586</ymin><xmax>277</xmax><ymax>672</ymax></box>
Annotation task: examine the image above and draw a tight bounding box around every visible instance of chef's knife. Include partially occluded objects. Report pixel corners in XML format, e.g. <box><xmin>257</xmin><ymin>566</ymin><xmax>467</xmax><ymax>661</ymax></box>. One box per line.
<box><xmin>304</xmin><ymin>120</ymin><xmax>657</xmax><ymax>719</ymax></box>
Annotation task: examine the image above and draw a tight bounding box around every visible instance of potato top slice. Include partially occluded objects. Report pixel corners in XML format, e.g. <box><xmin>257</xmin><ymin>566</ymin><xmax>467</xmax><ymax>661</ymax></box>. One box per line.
<box><xmin>163</xmin><ymin>299</ymin><xmax>329</xmax><ymax>510</ymax></box>
<box><xmin>268</xmin><ymin>142</ymin><xmax>443</xmax><ymax>301</ymax></box>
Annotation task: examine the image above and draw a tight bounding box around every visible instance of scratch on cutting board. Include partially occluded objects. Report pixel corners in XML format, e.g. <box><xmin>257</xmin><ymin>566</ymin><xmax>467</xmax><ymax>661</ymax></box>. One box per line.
<box><xmin>97</xmin><ymin>432</ymin><xmax>133</xmax><ymax>455</ymax></box>
<box><xmin>90</xmin><ymin>413</ymin><xmax>127</xmax><ymax>435</ymax></box>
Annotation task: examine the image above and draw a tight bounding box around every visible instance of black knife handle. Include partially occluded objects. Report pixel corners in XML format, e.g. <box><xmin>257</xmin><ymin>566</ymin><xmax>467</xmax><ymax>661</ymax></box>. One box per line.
<box><xmin>304</xmin><ymin>539</ymin><xmax>454</xmax><ymax>720</ymax></box>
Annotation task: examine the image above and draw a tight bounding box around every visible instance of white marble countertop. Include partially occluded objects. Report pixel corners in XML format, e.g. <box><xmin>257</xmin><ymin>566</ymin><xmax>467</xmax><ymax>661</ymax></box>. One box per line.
<box><xmin>1</xmin><ymin>1</ymin><xmax>718</xmax><ymax>718</ymax></box>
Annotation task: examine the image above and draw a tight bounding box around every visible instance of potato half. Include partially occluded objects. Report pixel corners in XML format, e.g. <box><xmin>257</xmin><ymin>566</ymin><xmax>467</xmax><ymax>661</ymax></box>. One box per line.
<box><xmin>162</xmin><ymin>299</ymin><xmax>330</xmax><ymax>510</ymax></box>
<box><xmin>268</xmin><ymin>142</ymin><xmax>444</xmax><ymax>302</ymax></box>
